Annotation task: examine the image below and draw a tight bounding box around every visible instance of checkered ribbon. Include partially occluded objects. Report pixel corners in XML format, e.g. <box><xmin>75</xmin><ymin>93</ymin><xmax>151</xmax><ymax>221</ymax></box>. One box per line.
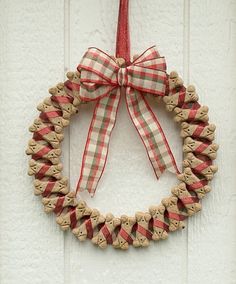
<box><xmin>76</xmin><ymin>46</ymin><xmax>179</xmax><ymax>196</ymax></box>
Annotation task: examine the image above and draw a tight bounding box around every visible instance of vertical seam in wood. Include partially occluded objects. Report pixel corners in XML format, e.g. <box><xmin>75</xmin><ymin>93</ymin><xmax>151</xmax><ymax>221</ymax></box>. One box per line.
<box><xmin>183</xmin><ymin>0</ymin><xmax>190</xmax><ymax>84</ymax></box>
<box><xmin>64</xmin><ymin>0</ymin><xmax>70</xmax><ymax>283</ymax></box>
<box><xmin>183</xmin><ymin>0</ymin><xmax>190</xmax><ymax>283</ymax></box>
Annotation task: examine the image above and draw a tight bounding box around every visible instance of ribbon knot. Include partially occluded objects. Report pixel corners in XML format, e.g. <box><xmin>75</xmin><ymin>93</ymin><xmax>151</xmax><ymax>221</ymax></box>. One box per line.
<box><xmin>117</xmin><ymin>67</ymin><xmax>128</xmax><ymax>86</ymax></box>
<box><xmin>76</xmin><ymin>46</ymin><xmax>179</xmax><ymax>196</ymax></box>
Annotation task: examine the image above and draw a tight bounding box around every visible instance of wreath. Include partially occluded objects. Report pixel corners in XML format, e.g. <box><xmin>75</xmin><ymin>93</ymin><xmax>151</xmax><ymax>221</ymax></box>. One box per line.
<box><xmin>26</xmin><ymin>0</ymin><xmax>218</xmax><ymax>250</ymax></box>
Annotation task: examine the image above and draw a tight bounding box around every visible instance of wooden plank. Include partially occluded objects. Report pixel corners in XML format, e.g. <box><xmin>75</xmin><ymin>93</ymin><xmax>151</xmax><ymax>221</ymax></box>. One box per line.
<box><xmin>0</xmin><ymin>1</ymin><xmax>65</xmax><ymax>283</ymax></box>
<box><xmin>187</xmin><ymin>1</ymin><xmax>236</xmax><ymax>283</ymax></box>
<box><xmin>67</xmin><ymin>1</ymin><xmax>187</xmax><ymax>284</ymax></box>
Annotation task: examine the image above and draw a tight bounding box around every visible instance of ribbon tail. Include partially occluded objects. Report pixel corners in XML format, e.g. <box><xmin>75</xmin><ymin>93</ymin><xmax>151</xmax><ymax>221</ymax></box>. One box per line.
<box><xmin>125</xmin><ymin>88</ymin><xmax>179</xmax><ymax>178</ymax></box>
<box><xmin>76</xmin><ymin>88</ymin><xmax>121</xmax><ymax>196</ymax></box>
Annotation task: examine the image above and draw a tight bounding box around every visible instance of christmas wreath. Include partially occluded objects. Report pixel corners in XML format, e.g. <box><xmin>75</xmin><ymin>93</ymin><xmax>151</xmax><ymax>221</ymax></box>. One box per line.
<box><xmin>26</xmin><ymin>0</ymin><xmax>218</xmax><ymax>250</ymax></box>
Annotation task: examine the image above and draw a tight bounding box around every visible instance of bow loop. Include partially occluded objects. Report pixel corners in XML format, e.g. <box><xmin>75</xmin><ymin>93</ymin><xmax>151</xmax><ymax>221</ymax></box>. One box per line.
<box><xmin>133</xmin><ymin>56</ymin><xmax>166</xmax><ymax>71</ymax></box>
<box><xmin>78</xmin><ymin>48</ymin><xmax>118</xmax><ymax>84</ymax></box>
<box><xmin>78</xmin><ymin>46</ymin><xmax>168</xmax><ymax>100</ymax></box>
<box><xmin>132</xmin><ymin>46</ymin><xmax>162</xmax><ymax>66</ymax></box>
<box><xmin>126</xmin><ymin>65</ymin><xmax>167</xmax><ymax>95</ymax></box>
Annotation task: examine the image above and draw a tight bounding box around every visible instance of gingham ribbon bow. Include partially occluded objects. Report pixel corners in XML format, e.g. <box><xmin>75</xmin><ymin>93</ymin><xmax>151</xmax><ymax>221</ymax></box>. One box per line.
<box><xmin>76</xmin><ymin>46</ymin><xmax>178</xmax><ymax>196</ymax></box>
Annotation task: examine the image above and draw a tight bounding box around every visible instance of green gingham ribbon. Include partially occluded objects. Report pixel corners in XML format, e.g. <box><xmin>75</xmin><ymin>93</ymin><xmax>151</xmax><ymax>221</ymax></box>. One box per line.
<box><xmin>76</xmin><ymin>46</ymin><xmax>179</xmax><ymax>196</ymax></box>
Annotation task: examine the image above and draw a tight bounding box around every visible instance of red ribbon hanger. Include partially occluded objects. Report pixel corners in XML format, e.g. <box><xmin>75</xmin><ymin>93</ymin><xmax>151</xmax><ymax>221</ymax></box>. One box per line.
<box><xmin>116</xmin><ymin>0</ymin><xmax>130</xmax><ymax>64</ymax></box>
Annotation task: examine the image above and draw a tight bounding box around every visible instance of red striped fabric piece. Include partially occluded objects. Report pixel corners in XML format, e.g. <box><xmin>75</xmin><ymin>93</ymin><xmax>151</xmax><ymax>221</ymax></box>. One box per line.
<box><xmin>182</xmin><ymin>102</ymin><xmax>201</xmax><ymax>110</ymax></box>
<box><xmin>54</xmin><ymin>197</ymin><xmax>65</xmax><ymax>215</ymax></box>
<box><xmin>136</xmin><ymin>225</ymin><xmax>152</xmax><ymax>240</ymax></box>
<box><xmin>64</xmin><ymin>80</ymin><xmax>80</xmax><ymax>91</ymax></box>
<box><xmin>180</xmin><ymin>196</ymin><xmax>199</xmax><ymax>205</ymax></box>
<box><xmin>85</xmin><ymin>218</ymin><xmax>94</xmax><ymax>239</ymax></box>
<box><xmin>153</xmin><ymin>219</ymin><xmax>169</xmax><ymax>232</ymax></box>
<box><xmin>193</xmin><ymin>125</ymin><xmax>205</xmax><ymax>137</ymax></box>
<box><xmin>51</xmin><ymin>96</ymin><xmax>73</xmax><ymax>104</ymax></box>
<box><xmin>70</xmin><ymin>210</ymin><xmax>78</xmax><ymax>229</ymax></box>
<box><xmin>119</xmin><ymin>228</ymin><xmax>133</xmax><ymax>244</ymax></box>
<box><xmin>187</xmin><ymin>180</ymin><xmax>208</xmax><ymax>190</ymax></box>
<box><xmin>190</xmin><ymin>102</ymin><xmax>201</xmax><ymax>110</ymax></box>
<box><xmin>42</xmin><ymin>181</ymin><xmax>55</xmax><ymax>197</ymax></box>
<box><xmin>166</xmin><ymin>212</ymin><xmax>186</xmax><ymax>221</ymax></box>
<box><xmin>40</xmin><ymin>111</ymin><xmax>62</xmax><ymax>120</ymax></box>
<box><xmin>33</xmin><ymin>126</ymin><xmax>54</xmax><ymax>140</ymax></box>
<box><xmin>188</xmin><ymin>109</ymin><xmax>197</xmax><ymax>121</ymax></box>
<box><xmin>194</xmin><ymin>161</ymin><xmax>211</xmax><ymax>173</ymax></box>
<box><xmin>177</xmin><ymin>199</ymin><xmax>185</xmax><ymax>210</ymax></box>
<box><xmin>182</xmin><ymin>100</ymin><xmax>200</xmax><ymax>109</ymax></box>
<box><xmin>178</xmin><ymin>91</ymin><xmax>186</xmax><ymax>106</ymax></box>
<box><xmin>101</xmin><ymin>225</ymin><xmax>113</xmax><ymax>244</ymax></box>
<box><xmin>35</xmin><ymin>164</ymin><xmax>50</xmax><ymax>179</ymax></box>
<box><xmin>195</xmin><ymin>142</ymin><xmax>210</xmax><ymax>154</ymax></box>
<box><xmin>32</xmin><ymin>146</ymin><xmax>52</xmax><ymax>160</ymax></box>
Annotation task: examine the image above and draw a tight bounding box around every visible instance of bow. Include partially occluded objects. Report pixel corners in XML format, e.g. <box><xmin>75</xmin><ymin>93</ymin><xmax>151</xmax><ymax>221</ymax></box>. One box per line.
<box><xmin>76</xmin><ymin>46</ymin><xmax>179</xmax><ymax>196</ymax></box>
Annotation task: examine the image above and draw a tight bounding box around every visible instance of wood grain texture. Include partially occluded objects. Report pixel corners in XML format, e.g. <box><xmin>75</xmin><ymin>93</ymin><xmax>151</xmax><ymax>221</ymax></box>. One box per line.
<box><xmin>0</xmin><ymin>1</ymin><xmax>65</xmax><ymax>284</ymax></box>
<box><xmin>187</xmin><ymin>1</ymin><xmax>236</xmax><ymax>283</ymax></box>
<box><xmin>0</xmin><ymin>0</ymin><xmax>235</xmax><ymax>283</ymax></box>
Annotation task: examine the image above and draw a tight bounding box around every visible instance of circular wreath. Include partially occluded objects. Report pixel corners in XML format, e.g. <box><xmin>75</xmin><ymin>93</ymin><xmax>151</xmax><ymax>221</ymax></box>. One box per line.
<box><xmin>26</xmin><ymin>69</ymin><xmax>218</xmax><ymax>250</ymax></box>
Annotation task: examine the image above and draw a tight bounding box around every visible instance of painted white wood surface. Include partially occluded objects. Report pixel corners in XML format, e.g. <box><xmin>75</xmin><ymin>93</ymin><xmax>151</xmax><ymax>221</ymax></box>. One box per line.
<box><xmin>0</xmin><ymin>1</ymin><xmax>235</xmax><ymax>283</ymax></box>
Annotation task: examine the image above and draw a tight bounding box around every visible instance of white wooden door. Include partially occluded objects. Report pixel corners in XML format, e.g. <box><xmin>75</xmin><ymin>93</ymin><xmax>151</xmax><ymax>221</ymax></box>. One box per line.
<box><xmin>0</xmin><ymin>1</ymin><xmax>235</xmax><ymax>283</ymax></box>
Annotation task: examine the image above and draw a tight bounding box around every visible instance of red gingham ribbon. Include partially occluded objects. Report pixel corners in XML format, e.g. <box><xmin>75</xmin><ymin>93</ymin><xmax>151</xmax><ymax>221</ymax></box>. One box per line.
<box><xmin>76</xmin><ymin>46</ymin><xmax>179</xmax><ymax>196</ymax></box>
